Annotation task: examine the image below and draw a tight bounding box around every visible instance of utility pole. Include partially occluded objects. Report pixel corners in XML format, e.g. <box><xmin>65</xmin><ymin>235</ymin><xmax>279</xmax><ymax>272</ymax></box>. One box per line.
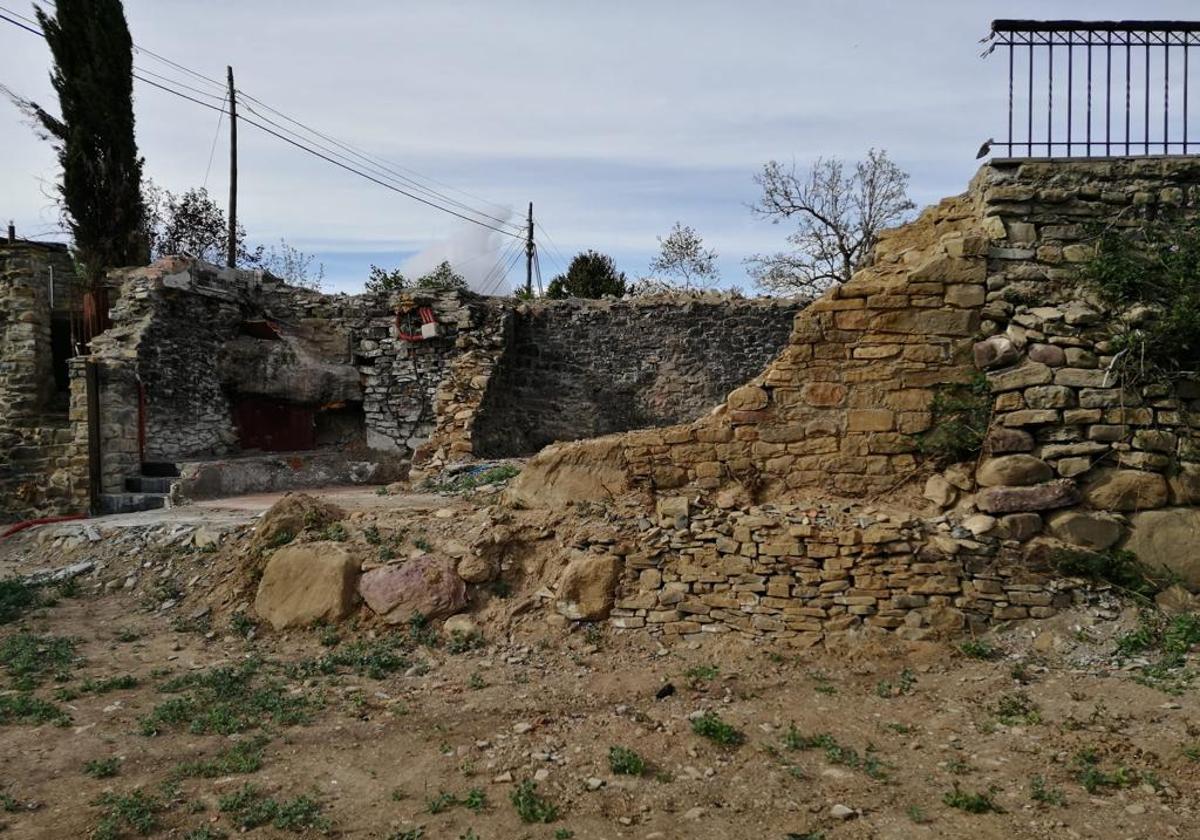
<box><xmin>226</xmin><ymin>65</ymin><xmax>238</xmax><ymax>269</ymax></box>
<box><xmin>525</xmin><ymin>202</ymin><xmax>534</xmax><ymax>296</ymax></box>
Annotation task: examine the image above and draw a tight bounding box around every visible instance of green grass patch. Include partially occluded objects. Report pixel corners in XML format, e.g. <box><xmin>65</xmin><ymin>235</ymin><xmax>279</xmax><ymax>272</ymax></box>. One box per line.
<box><xmin>218</xmin><ymin>784</ymin><xmax>328</xmax><ymax>833</ymax></box>
<box><xmin>782</xmin><ymin>726</ymin><xmax>887</xmax><ymax>779</ymax></box>
<box><xmin>140</xmin><ymin>659</ymin><xmax>310</xmax><ymax>736</ymax></box>
<box><xmin>691</xmin><ymin>711</ymin><xmax>745</xmax><ymax>747</ymax></box>
<box><xmin>0</xmin><ymin>692</ymin><xmax>71</xmax><ymax>726</ymax></box>
<box><xmin>957</xmin><ymin>638</ymin><xmax>999</xmax><ymax>660</ymax></box>
<box><xmin>84</xmin><ymin>757</ymin><xmax>121</xmax><ymax>779</ymax></box>
<box><xmin>287</xmin><ymin>635</ymin><xmax>411</xmax><ymax>680</ymax></box>
<box><xmin>510</xmin><ymin>780</ymin><xmax>557</xmax><ymax>823</ymax></box>
<box><xmin>0</xmin><ymin>632</ymin><xmax>80</xmax><ymax>689</ymax></box>
<box><xmin>608</xmin><ymin>745</ymin><xmax>646</xmax><ymax>776</ymax></box>
<box><xmin>942</xmin><ymin>783</ymin><xmax>1002</xmax><ymax>814</ymax></box>
<box><xmin>684</xmin><ymin>664</ymin><xmax>719</xmax><ymax>682</ymax></box>
<box><xmin>1115</xmin><ymin>611</ymin><xmax>1200</xmax><ymax>694</ymax></box>
<box><xmin>173</xmin><ymin>735</ymin><xmax>269</xmax><ymax>779</ymax></box>
<box><xmin>92</xmin><ymin>789</ymin><xmax>165</xmax><ymax>839</ymax></box>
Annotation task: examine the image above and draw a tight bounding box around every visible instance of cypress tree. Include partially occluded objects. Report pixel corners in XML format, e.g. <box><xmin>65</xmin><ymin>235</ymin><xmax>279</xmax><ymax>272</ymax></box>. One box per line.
<box><xmin>23</xmin><ymin>0</ymin><xmax>147</xmax><ymax>285</ymax></box>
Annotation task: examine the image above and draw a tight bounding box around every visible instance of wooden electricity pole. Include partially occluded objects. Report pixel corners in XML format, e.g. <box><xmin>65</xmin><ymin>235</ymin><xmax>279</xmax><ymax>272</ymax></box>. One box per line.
<box><xmin>226</xmin><ymin>65</ymin><xmax>238</xmax><ymax>269</ymax></box>
<box><xmin>525</xmin><ymin>202</ymin><xmax>534</xmax><ymax>296</ymax></box>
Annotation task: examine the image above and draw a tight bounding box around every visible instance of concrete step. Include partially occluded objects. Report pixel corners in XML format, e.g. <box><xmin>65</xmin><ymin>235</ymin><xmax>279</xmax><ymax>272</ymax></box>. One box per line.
<box><xmin>99</xmin><ymin>492</ymin><xmax>168</xmax><ymax>515</ymax></box>
<box><xmin>125</xmin><ymin>475</ymin><xmax>176</xmax><ymax>494</ymax></box>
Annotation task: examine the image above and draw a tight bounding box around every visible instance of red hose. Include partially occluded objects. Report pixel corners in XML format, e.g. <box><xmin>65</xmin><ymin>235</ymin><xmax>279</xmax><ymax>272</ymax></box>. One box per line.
<box><xmin>1</xmin><ymin>514</ymin><xmax>87</xmax><ymax>539</ymax></box>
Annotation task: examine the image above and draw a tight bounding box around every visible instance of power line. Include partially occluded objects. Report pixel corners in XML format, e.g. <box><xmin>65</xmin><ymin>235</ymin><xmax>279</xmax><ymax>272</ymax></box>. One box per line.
<box><xmin>201</xmin><ymin>103</ymin><xmax>225</xmax><ymax>190</ymax></box>
<box><xmin>0</xmin><ymin>7</ymin><xmax>524</xmax><ymax>239</ymax></box>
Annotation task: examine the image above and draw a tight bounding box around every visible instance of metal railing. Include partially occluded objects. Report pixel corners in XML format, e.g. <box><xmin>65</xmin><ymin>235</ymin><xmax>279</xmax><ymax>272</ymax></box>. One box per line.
<box><xmin>984</xmin><ymin>20</ymin><xmax>1200</xmax><ymax>158</ymax></box>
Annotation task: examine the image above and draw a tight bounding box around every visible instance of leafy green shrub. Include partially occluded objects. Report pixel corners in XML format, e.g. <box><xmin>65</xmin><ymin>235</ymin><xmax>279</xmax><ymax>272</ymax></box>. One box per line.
<box><xmin>93</xmin><ymin>789</ymin><xmax>164</xmax><ymax>838</ymax></box>
<box><xmin>957</xmin><ymin>639</ymin><xmax>999</xmax><ymax>660</ymax></box>
<box><xmin>691</xmin><ymin>711</ymin><xmax>745</xmax><ymax>746</ymax></box>
<box><xmin>510</xmin><ymin>780</ymin><xmax>557</xmax><ymax>823</ymax></box>
<box><xmin>608</xmin><ymin>746</ymin><xmax>645</xmax><ymax>776</ymax></box>
<box><xmin>942</xmin><ymin>783</ymin><xmax>1002</xmax><ymax>814</ymax></box>
<box><xmin>1053</xmin><ymin>548</ymin><xmax>1161</xmax><ymax>599</ymax></box>
<box><xmin>917</xmin><ymin>374</ymin><xmax>991</xmax><ymax>462</ymax></box>
<box><xmin>0</xmin><ymin>578</ymin><xmax>41</xmax><ymax>624</ymax></box>
<box><xmin>1082</xmin><ymin>219</ymin><xmax>1200</xmax><ymax>382</ymax></box>
<box><xmin>0</xmin><ymin>632</ymin><xmax>80</xmax><ymax>688</ymax></box>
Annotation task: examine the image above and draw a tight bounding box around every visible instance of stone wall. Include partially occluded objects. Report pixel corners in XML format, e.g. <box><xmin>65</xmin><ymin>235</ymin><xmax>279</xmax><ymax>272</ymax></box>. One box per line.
<box><xmin>605</xmin><ymin>498</ymin><xmax>1074</xmax><ymax>644</ymax></box>
<box><xmin>0</xmin><ymin>240</ymin><xmax>80</xmax><ymax>519</ymax></box>
<box><xmin>470</xmin><ymin>297</ymin><xmax>799</xmax><ymax>458</ymax></box>
<box><xmin>511</xmin><ymin>156</ymin><xmax>1200</xmax><ymax>641</ymax></box>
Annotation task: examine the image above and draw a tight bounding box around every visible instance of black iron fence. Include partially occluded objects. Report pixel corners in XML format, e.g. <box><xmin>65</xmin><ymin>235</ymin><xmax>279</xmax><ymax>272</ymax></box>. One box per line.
<box><xmin>984</xmin><ymin>20</ymin><xmax>1200</xmax><ymax>158</ymax></box>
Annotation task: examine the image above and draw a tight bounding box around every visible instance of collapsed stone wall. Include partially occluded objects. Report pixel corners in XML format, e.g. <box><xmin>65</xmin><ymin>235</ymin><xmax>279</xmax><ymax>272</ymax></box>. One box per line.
<box><xmin>0</xmin><ymin>240</ymin><xmax>81</xmax><ymax>519</ymax></box>
<box><xmin>470</xmin><ymin>297</ymin><xmax>798</xmax><ymax>458</ymax></box>
<box><xmin>511</xmin><ymin>156</ymin><xmax>1200</xmax><ymax>643</ymax></box>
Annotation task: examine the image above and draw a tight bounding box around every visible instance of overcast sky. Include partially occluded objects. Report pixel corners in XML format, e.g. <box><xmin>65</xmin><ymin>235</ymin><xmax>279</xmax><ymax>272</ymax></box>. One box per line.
<box><xmin>3</xmin><ymin>1</ymin><xmax>1198</xmax><ymax>293</ymax></box>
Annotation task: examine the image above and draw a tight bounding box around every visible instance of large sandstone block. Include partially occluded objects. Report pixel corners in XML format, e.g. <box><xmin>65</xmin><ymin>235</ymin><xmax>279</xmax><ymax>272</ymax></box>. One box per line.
<box><xmin>1045</xmin><ymin>510</ymin><xmax>1125</xmax><ymax>550</ymax></box>
<box><xmin>976</xmin><ymin>454</ymin><xmax>1053</xmax><ymax>487</ymax></box>
<box><xmin>556</xmin><ymin>553</ymin><xmax>623</xmax><ymax>621</ymax></box>
<box><xmin>1125</xmin><ymin>508</ymin><xmax>1200</xmax><ymax>591</ymax></box>
<box><xmin>976</xmin><ymin>481</ymin><xmax>1079</xmax><ymax>513</ymax></box>
<box><xmin>358</xmin><ymin>555</ymin><xmax>467</xmax><ymax>624</ymax></box>
<box><xmin>1083</xmin><ymin>469</ymin><xmax>1169</xmax><ymax>512</ymax></box>
<box><xmin>254</xmin><ymin>542</ymin><xmax>361</xmax><ymax>630</ymax></box>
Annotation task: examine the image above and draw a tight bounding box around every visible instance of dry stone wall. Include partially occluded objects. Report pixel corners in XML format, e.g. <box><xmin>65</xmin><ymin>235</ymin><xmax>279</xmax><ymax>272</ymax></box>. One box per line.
<box><xmin>510</xmin><ymin>157</ymin><xmax>1200</xmax><ymax>642</ymax></box>
<box><xmin>470</xmin><ymin>297</ymin><xmax>798</xmax><ymax>458</ymax></box>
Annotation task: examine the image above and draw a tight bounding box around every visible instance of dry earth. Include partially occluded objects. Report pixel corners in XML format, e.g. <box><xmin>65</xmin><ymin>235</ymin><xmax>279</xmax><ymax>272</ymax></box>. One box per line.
<box><xmin>0</xmin><ymin>485</ymin><xmax>1198</xmax><ymax>840</ymax></box>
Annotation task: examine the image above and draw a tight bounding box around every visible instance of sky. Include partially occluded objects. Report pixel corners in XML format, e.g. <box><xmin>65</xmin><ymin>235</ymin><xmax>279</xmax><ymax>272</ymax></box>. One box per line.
<box><xmin>3</xmin><ymin>1</ymin><xmax>1199</xmax><ymax>294</ymax></box>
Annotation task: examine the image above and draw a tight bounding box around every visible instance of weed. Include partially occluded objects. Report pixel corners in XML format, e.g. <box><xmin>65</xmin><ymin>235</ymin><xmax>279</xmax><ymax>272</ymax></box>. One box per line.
<box><xmin>608</xmin><ymin>746</ymin><xmax>645</xmax><ymax>776</ymax></box>
<box><xmin>0</xmin><ymin>578</ymin><xmax>41</xmax><ymax>624</ymax></box>
<box><xmin>1054</xmin><ymin>548</ymin><xmax>1161</xmax><ymax>599</ymax></box>
<box><xmin>413</xmin><ymin>536</ymin><xmax>433</xmax><ymax>553</ymax></box>
<box><xmin>77</xmin><ymin>674</ymin><xmax>138</xmax><ymax>695</ymax></box>
<box><xmin>426</xmin><ymin>791</ymin><xmax>457</xmax><ymax>814</ymax></box>
<box><xmin>468</xmin><ymin>672</ymin><xmax>486</xmax><ymax>690</ymax></box>
<box><xmin>488</xmin><ymin>579</ymin><xmax>512</xmax><ymax>599</ymax></box>
<box><xmin>554</xmin><ymin>830</ymin><xmax>574</xmax><ymax>840</ymax></box>
<box><xmin>945</xmin><ymin>757</ymin><xmax>972</xmax><ymax>775</ymax></box>
<box><xmin>92</xmin><ymin>789</ymin><xmax>164</xmax><ymax>838</ymax></box>
<box><xmin>906</xmin><ymin>804</ymin><xmax>931</xmax><ymax>824</ymax></box>
<box><xmin>684</xmin><ymin>664</ymin><xmax>719</xmax><ymax>682</ymax></box>
<box><xmin>408</xmin><ymin>612</ymin><xmax>439</xmax><ymax>647</ymax></box>
<box><xmin>173</xmin><ymin>735</ymin><xmax>269</xmax><ymax>779</ymax></box>
<box><xmin>1183</xmin><ymin>744</ymin><xmax>1200</xmax><ymax>762</ymax></box>
<box><xmin>942</xmin><ymin>783</ymin><xmax>1003</xmax><ymax>814</ymax></box>
<box><xmin>263</xmin><ymin>530</ymin><xmax>295</xmax><ymax>550</ymax></box>
<box><xmin>84</xmin><ymin>757</ymin><xmax>121</xmax><ymax>779</ymax></box>
<box><xmin>288</xmin><ymin>636</ymin><xmax>409</xmax><ymax>681</ymax></box>
<box><xmin>463</xmin><ymin>788</ymin><xmax>487</xmax><ymax>813</ymax></box>
<box><xmin>0</xmin><ymin>632</ymin><xmax>79</xmax><ymax>688</ymax></box>
<box><xmin>583</xmin><ymin>623</ymin><xmax>603</xmax><ymax>646</ymax></box>
<box><xmin>1072</xmin><ymin>749</ymin><xmax>1139</xmax><ymax>794</ymax></box>
<box><xmin>114</xmin><ymin>628</ymin><xmax>141</xmax><ymax>643</ymax></box>
<box><xmin>0</xmin><ymin>693</ymin><xmax>71</xmax><ymax>726</ymax></box>
<box><xmin>182</xmin><ymin>828</ymin><xmax>227</xmax><ymax>840</ymax></box>
<box><xmin>691</xmin><ymin>711</ymin><xmax>745</xmax><ymax>747</ymax></box>
<box><xmin>782</xmin><ymin>727</ymin><xmax>888</xmax><ymax>779</ymax></box>
<box><xmin>990</xmin><ymin>691</ymin><xmax>1042</xmax><ymax>726</ymax></box>
<box><xmin>140</xmin><ymin>659</ymin><xmax>309</xmax><ymax>736</ymax></box>
<box><xmin>957</xmin><ymin>638</ymin><xmax>998</xmax><ymax>660</ymax></box>
<box><xmin>320</xmin><ymin>522</ymin><xmax>347</xmax><ymax>542</ymax></box>
<box><xmin>918</xmin><ymin>373</ymin><xmax>991</xmax><ymax>462</ymax></box>
<box><xmin>1114</xmin><ymin>611</ymin><xmax>1200</xmax><ymax>694</ymax></box>
<box><xmin>510</xmin><ymin>780</ymin><xmax>558</xmax><ymax>823</ymax></box>
<box><xmin>317</xmin><ymin>625</ymin><xmax>341</xmax><ymax>647</ymax></box>
<box><xmin>446</xmin><ymin>630</ymin><xmax>483</xmax><ymax>654</ymax></box>
<box><xmin>230</xmin><ymin>613</ymin><xmax>256</xmax><ymax>638</ymax></box>
<box><xmin>875</xmin><ymin>668</ymin><xmax>916</xmax><ymax>698</ymax></box>
<box><xmin>1030</xmin><ymin>774</ymin><xmax>1066</xmax><ymax>806</ymax></box>
<box><xmin>218</xmin><ymin>784</ymin><xmax>328</xmax><ymax>832</ymax></box>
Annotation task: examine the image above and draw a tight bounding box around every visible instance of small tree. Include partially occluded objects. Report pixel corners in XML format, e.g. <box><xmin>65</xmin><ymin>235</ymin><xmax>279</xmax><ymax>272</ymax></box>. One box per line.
<box><xmin>414</xmin><ymin>260</ymin><xmax>467</xmax><ymax>291</ymax></box>
<box><xmin>150</xmin><ymin>187</ymin><xmax>243</xmax><ymax>264</ymax></box>
<box><xmin>747</xmin><ymin>148</ymin><xmax>914</xmax><ymax>296</ymax></box>
<box><xmin>648</xmin><ymin>222</ymin><xmax>719</xmax><ymax>290</ymax></box>
<box><xmin>366</xmin><ymin>265</ymin><xmax>408</xmax><ymax>294</ymax></box>
<box><xmin>258</xmin><ymin>240</ymin><xmax>325</xmax><ymax>291</ymax></box>
<box><xmin>546</xmin><ymin>250</ymin><xmax>628</xmax><ymax>299</ymax></box>
<box><xmin>9</xmin><ymin>0</ymin><xmax>147</xmax><ymax>285</ymax></box>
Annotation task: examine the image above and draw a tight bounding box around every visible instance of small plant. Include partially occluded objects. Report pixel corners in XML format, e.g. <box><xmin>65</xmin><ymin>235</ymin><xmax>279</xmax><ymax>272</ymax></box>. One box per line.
<box><xmin>942</xmin><ymin>783</ymin><xmax>1002</xmax><ymax>814</ymax></box>
<box><xmin>408</xmin><ymin>612</ymin><xmax>439</xmax><ymax>648</ymax></box>
<box><xmin>0</xmin><ymin>632</ymin><xmax>80</xmax><ymax>688</ymax></box>
<box><xmin>554</xmin><ymin>830</ymin><xmax>574</xmax><ymax>840</ymax></box>
<box><xmin>230</xmin><ymin>612</ymin><xmax>256</xmax><ymax>638</ymax></box>
<box><xmin>84</xmin><ymin>757</ymin><xmax>121</xmax><ymax>779</ymax></box>
<box><xmin>426</xmin><ymin>791</ymin><xmax>457</xmax><ymax>814</ymax></box>
<box><xmin>1029</xmin><ymin>774</ymin><xmax>1066</xmax><ymax>806</ymax></box>
<box><xmin>918</xmin><ymin>373</ymin><xmax>991</xmax><ymax>463</ymax></box>
<box><xmin>684</xmin><ymin>664</ymin><xmax>719</xmax><ymax>682</ymax></box>
<box><xmin>463</xmin><ymin>788</ymin><xmax>487</xmax><ymax>813</ymax></box>
<box><xmin>413</xmin><ymin>536</ymin><xmax>433</xmax><ymax>553</ymax></box>
<box><xmin>488</xmin><ymin>579</ymin><xmax>512</xmax><ymax>599</ymax></box>
<box><xmin>608</xmin><ymin>746</ymin><xmax>646</xmax><ymax>776</ymax></box>
<box><xmin>1054</xmin><ymin>548</ymin><xmax>1161</xmax><ymax>599</ymax></box>
<box><xmin>1072</xmin><ymin>749</ymin><xmax>1139</xmax><ymax>794</ymax></box>
<box><xmin>218</xmin><ymin>784</ymin><xmax>328</xmax><ymax>832</ymax></box>
<box><xmin>318</xmin><ymin>625</ymin><xmax>341</xmax><ymax>647</ymax></box>
<box><xmin>906</xmin><ymin>804</ymin><xmax>931</xmax><ymax>824</ymax></box>
<box><xmin>875</xmin><ymin>668</ymin><xmax>916</xmax><ymax>698</ymax></box>
<box><xmin>990</xmin><ymin>691</ymin><xmax>1042</xmax><ymax>726</ymax></box>
<box><xmin>510</xmin><ymin>780</ymin><xmax>558</xmax><ymax>823</ymax></box>
<box><xmin>173</xmin><ymin>736</ymin><xmax>270</xmax><ymax>779</ymax></box>
<box><xmin>691</xmin><ymin>711</ymin><xmax>745</xmax><ymax>747</ymax></box>
<box><xmin>140</xmin><ymin>659</ymin><xmax>310</xmax><ymax>736</ymax></box>
<box><xmin>182</xmin><ymin>828</ymin><xmax>228</xmax><ymax>840</ymax></box>
<box><xmin>320</xmin><ymin>522</ymin><xmax>348</xmax><ymax>542</ymax></box>
<box><xmin>0</xmin><ymin>578</ymin><xmax>42</xmax><ymax>625</ymax></box>
<box><xmin>114</xmin><ymin>628</ymin><xmax>141</xmax><ymax>643</ymax></box>
<box><xmin>467</xmin><ymin>672</ymin><xmax>486</xmax><ymax>690</ymax></box>
<box><xmin>446</xmin><ymin>630</ymin><xmax>483</xmax><ymax>654</ymax></box>
<box><xmin>0</xmin><ymin>693</ymin><xmax>71</xmax><ymax>726</ymax></box>
<box><xmin>93</xmin><ymin>789</ymin><xmax>164</xmax><ymax>838</ymax></box>
<box><xmin>957</xmin><ymin>638</ymin><xmax>998</xmax><ymax>660</ymax></box>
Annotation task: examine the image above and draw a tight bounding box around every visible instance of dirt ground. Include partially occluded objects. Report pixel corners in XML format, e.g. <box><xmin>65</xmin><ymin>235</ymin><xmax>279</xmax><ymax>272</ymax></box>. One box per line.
<box><xmin>1</xmin><ymin>486</ymin><xmax>1198</xmax><ymax>840</ymax></box>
